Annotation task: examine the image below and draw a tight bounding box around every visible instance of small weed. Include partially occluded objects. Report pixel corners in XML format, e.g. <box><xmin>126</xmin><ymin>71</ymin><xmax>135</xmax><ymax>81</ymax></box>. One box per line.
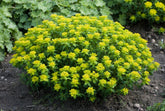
<box><xmin>159</xmin><ymin>39</ymin><xmax>165</xmax><ymax>50</ymax></box>
<box><xmin>147</xmin><ymin>100</ymin><xmax>165</xmax><ymax>111</ymax></box>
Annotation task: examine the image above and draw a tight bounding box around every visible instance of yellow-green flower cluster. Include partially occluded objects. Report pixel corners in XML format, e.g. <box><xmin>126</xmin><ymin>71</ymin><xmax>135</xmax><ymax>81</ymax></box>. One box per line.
<box><xmin>130</xmin><ymin>15</ymin><xmax>136</xmax><ymax>22</ymax></box>
<box><xmin>10</xmin><ymin>14</ymin><xmax>159</xmax><ymax>102</ymax></box>
<box><xmin>144</xmin><ymin>1</ymin><xmax>152</xmax><ymax>8</ymax></box>
<box><xmin>155</xmin><ymin>2</ymin><xmax>165</xmax><ymax>9</ymax></box>
<box><xmin>69</xmin><ymin>89</ymin><xmax>79</xmax><ymax>99</ymax></box>
<box><xmin>121</xmin><ymin>88</ymin><xmax>129</xmax><ymax>95</ymax></box>
<box><xmin>159</xmin><ymin>27</ymin><xmax>165</xmax><ymax>33</ymax></box>
<box><xmin>149</xmin><ymin>9</ymin><xmax>157</xmax><ymax>16</ymax></box>
<box><xmin>128</xmin><ymin>1</ymin><xmax>165</xmax><ymax>30</ymax></box>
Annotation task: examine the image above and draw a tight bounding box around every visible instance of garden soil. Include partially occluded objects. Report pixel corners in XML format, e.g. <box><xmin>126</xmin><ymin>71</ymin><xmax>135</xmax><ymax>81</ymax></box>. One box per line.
<box><xmin>0</xmin><ymin>24</ymin><xmax>165</xmax><ymax>111</ymax></box>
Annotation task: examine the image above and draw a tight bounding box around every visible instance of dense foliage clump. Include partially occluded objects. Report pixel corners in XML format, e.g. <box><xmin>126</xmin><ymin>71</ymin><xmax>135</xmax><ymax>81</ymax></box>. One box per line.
<box><xmin>10</xmin><ymin>14</ymin><xmax>159</xmax><ymax>101</ymax></box>
<box><xmin>104</xmin><ymin>0</ymin><xmax>165</xmax><ymax>33</ymax></box>
<box><xmin>0</xmin><ymin>0</ymin><xmax>22</xmax><ymax>61</ymax></box>
<box><xmin>11</xmin><ymin>0</ymin><xmax>111</xmax><ymax>32</ymax></box>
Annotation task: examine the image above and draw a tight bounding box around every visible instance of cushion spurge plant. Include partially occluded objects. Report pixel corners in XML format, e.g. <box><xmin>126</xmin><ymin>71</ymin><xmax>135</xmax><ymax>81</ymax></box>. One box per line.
<box><xmin>10</xmin><ymin>14</ymin><xmax>159</xmax><ymax>102</ymax></box>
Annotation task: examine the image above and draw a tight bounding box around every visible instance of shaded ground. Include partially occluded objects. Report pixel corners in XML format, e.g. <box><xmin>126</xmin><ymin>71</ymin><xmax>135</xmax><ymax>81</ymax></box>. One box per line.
<box><xmin>0</xmin><ymin>25</ymin><xmax>165</xmax><ymax>111</ymax></box>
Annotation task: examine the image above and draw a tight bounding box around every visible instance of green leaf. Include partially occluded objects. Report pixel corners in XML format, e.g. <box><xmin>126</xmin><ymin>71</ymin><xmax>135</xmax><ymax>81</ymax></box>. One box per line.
<box><xmin>22</xmin><ymin>4</ymin><xmax>31</xmax><ymax>9</ymax></box>
<box><xmin>79</xmin><ymin>6</ymin><xmax>91</xmax><ymax>15</ymax></box>
<box><xmin>69</xmin><ymin>0</ymin><xmax>77</xmax><ymax>3</ymax></box>
<box><xmin>5</xmin><ymin>41</ymin><xmax>13</xmax><ymax>53</ymax></box>
<box><xmin>94</xmin><ymin>0</ymin><xmax>105</xmax><ymax>7</ymax></box>
<box><xmin>55</xmin><ymin>0</ymin><xmax>69</xmax><ymax>7</ymax></box>
<box><xmin>38</xmin><ymin>2</ymin><xmax>48</xmax><ymax>12</ymax></box>
<box><xmin>18</xmin><ymin>23</ymin><xmax>24</xmax><ymax>29</ymax></box>
<box><xmin>70</xmin><ymin>4</ymin><xmax>80</xmax><ymax>11</ymax></box>
<box><xmin>8</xmin><ymin>22</ymin><xmax>17</xmax><ymax>30</ymax></box>
<box><xmin>20</xmin><ymin>14</ymin><xmax>28</xmax><ymax>23</ymax></box>
<box><xmin>12</xmin><ymin>30</ymin><xmax>22</xmax><ymax>40</ymax></box>
<box><xmin>90</xmin><ymin>8</ymin><xmax>99</xmax><ymax>16</ymax></box>
<box><xmin>3</xmin><ymin>0</ymin><xmax>12</xmax><ymax>3</ymax></box>
<box><xmin>1</xmin><ymin>6</ymin><xmax>12</xmax><ymax>17</ymax></box>
<box><xmin>14</xmin><ymin>0</ymin><xmax>25</xmax><ymax>4</ymax></box>
<box><xmin>100</xmin><ymin>7</ymin><xmax>112</xmax><ymax>19</ymax></box>
<box><xmin>0</xmin><ymin>43</ymin><xmax>4</xmax><ymax>50</ymax></box>
<box><xmin>107</xmin><ymin>1</ymin><xmax>115</xmax><ymax>7</ymax></box>
<box><xmin>3</xmin><ymin>30</ymin><xmax>10</xmax><ymax>42</ymax></box>
<box><xmin>31</xmin><ymin>18</ymin><xmax>42</xmax><ymax>26</ymax></box>
<box><xmin>116</xmin><ymin>0</ymin><xmax>124</xmax><ymax>3</ymax></box>
<box><xmin>59</xmin><ymin>8</ymin><xmax>73</xmax><ymax>17</ymax></box>
<box><xmin>0</xmin><ymin>50</ymin><xmax>5</xmax><ymax>62</ymax></box>
<box><xmin>24</xmin><ymin>21</ymin><xmax>32</xmax><ymax>30</ymax></box>
<box><xmin>80</xmin><ymin>0</ymin><xmax>91</xmax><ymax>6</ymax></box>
<box><xmin>0</xmin><ymin>35</ymin><xmax>4</xmax><ymax>49</ymax></box>
<box><xmin>118</xmin><ymin>14</ymin><xmax>126</xmax><ymax>25</ymax></box>
<box><xmin>3</xmin><ymin>18</ymin><xmax>12</xmax><ymax>27</ymax></box>
<box><xmin>31</xmin><ymin>11</ymin><xmax>41</xmax><ymax>18</ymax></box>
<box><xmin>3</xmin><ymin>18</ymin><xmax>16</xmax><ymax>30</ymax></box>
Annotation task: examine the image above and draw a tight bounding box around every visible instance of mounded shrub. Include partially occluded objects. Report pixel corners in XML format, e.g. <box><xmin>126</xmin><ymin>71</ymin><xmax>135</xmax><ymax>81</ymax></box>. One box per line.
<box><xmin>10</xmin><ymin>14</ymin><xmax>159</xmax><ymax>101</ymax></box>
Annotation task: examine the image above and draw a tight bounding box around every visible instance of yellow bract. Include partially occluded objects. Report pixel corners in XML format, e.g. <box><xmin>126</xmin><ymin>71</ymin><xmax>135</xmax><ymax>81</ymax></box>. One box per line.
<box><xmin>47</xmin><ymin>46</ymin><xmax>55</xmax><ymax>53</ymax></box>
<box><xmin>104</xmin><ymin>71</ymin><xmax>111</xmax><ymax>78</ymax></box>
<box><xmin>144</xmin><ymin>1</ymin><xmax>152</xmax><ymax>8</ymax></box>
<box><xmin>40</xmin><ymin>74</ymin><xmax>49</xmax><ymax>82</ymax></box>
<box><xmin>149</xmin><ymin>9</ymin><xmax>157</xmax><ymax>16</ymax></box>
<box><xmin>130</xmin><ymin>15</ymin><xmax>136</xmax><ymax>22</ymax></box>
<box><xmin>48</xmin><ymin>62</ymin><xmax>56</xmax><ymax>68</ymax></box>
<box><xmin>128</xmin><ymin>71</ymin><xmax>141</xmax><ymax>81</ymax></box>
<box><xmin>71</xmin><ymin>78</ymin><xmax>79</xmax><ymax>87</ymax></box>
<box><xmin>82</xmin><ymin>49</ymin><xmax>89</xmax><ymax>54</ymax></box>
<box><xmin>155</xmin><ymin>2</ymin><xmax>164</xmax><ymax>9</ymax></box>
<box><xmin>107</xmin><ymin>78</ymin><xmax>117</xmax><ymax>88</ymax></box>
<box><xmin>68</xmin><ymin>52</ymin><xmax>76</xmax><ymax>59</ymax></box>
<box><xmin>27</xmin><ymin>68</ymin><xmax>36</xmax><ymax>75</ymax></box>
<box><xmin>118</xmin><ymin>67</ymin><xmax>126</xmax><ymax>75</ymax></box>
<box><xmin>54</xmin><ymin>84</ymin><xmax>61</xmax><ymax>91</ymax></box>
<box><xmin>69</xmin><ymin>67</ymin><xmax>77</xmax><ymax>73</ymax></box>
<box><xmin>86</xmin><ymin>87</ymin><xmax>95</xmax><ymax>95</ymax></box>
<box><xmin>69</xmin><ymin>89</ymin><xmax>79</xmax><ymax>99</ymax></box>
<box><xmin>89</xmin><ymin>56</ymin><xmax>97</xmax><ymax>64</ymax></box>
<box><xmin>99</xmin><ymin>79</ymin><xmax>107</xmax><ymax>87</ymax></box>
<box><xmin>39</xmin><ymin>64</ymin><xmax>47</xmax><ymax>71</ymax></box>
<box><xmin>33</xmin><ymin>60</ymin><xmax>41</xmax><ymax>67</ymax></box>
<box><xmin>121</xmin><ymin>88</ymin><xmax>129</xmax><ymax>95</ymax></box>
<box><xmin>32</xmin><ymin>76</ymin><xmax>39</xmax><ymax>83</ymax></box>
<box><xmin>61</xmin><ymin>51</ymin><xmax>67</xmax><ymax>57</ymax></box>
<box><xmin>82</xmin><ymin>74</ymin><xmax>91</xmax><ymax>82</ymax></box>
<box><xmin>60</xmin><ymin>71</ymin><xmax>69</xmax><ymax>78</ymax></box>
<box><xmin>38</xmin><ymin>53</ymin><xmax>45</xmax><ymax>60</ymax></box>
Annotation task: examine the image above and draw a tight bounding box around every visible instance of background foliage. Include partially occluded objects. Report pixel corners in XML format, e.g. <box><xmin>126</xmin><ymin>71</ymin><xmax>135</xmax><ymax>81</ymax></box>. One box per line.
<box><xmin>104</xmin><ymin>0</ymin><xmax>165</xmax><ymax>33</ymax></box>
<box><xmin>147</xmin><ymin>100</ymin><xmax>165</xmax><ymax>111</ymax></box>
<box><xmin>12</xmin><ymin>0</ymin><xmax>111</xmax><ymax>32</ymax></box>
<box><xmin>0</xmin><ymin>0</ymin><xmax>22</xmax><ymax>61</ymax></box>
